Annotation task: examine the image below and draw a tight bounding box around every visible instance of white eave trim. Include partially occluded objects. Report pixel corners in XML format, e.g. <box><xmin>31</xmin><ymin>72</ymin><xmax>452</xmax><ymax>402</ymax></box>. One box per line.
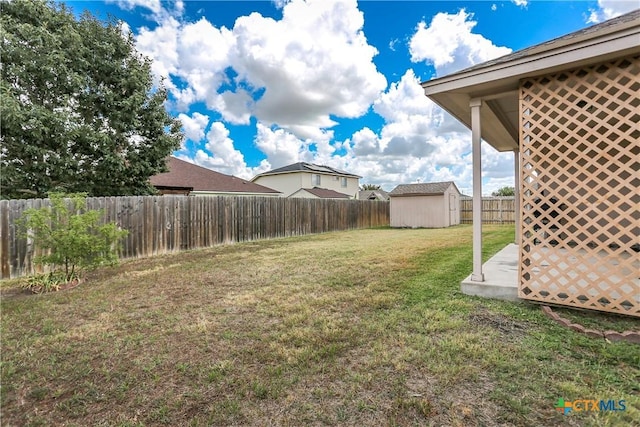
<box><xmin>190</xmin><ymin>191</ymin><xmax>281</xmax><ymax>196</ymax></box>
<box><xmin>423</xmin><ymin>27</ymin><xmax>640</xmax><ymax>94</ymax></box>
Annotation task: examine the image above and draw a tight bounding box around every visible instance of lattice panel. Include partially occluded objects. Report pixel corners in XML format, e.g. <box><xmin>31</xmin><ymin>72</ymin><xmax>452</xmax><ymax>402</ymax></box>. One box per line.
<box><xmin>519</xmin><ymin>55</ymin><xmax>640</xmax><ymax>317</ymax></box>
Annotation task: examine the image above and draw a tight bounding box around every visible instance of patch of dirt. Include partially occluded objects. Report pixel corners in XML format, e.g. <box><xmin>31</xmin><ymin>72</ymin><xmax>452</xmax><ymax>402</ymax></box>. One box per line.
<box><xmin>468</xmin><ymin>309</ymin><xmax>529</xmax><ymax>341</ymax></box>
<box><xmin>0</xmin><ymin>285</ymin><xmax>31</xmax><ymax>299</ymax></box>
<box><xmin>396</xmin><ymin>371</ymin><xmax>501</xmax><ymax>427</ymax></box>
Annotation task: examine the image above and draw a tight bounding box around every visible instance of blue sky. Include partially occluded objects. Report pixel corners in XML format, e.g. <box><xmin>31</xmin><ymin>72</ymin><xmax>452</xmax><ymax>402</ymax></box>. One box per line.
<box><xmin>66</xmin><ymin>0</ymin><xmax>638</xmax><ymax>194</ymax></box>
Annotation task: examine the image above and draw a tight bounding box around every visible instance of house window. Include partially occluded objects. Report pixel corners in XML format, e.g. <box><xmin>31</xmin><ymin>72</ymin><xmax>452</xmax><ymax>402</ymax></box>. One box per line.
<box><xmin>341</xmin><ymin>177</ymin><xmax>347</xmax><ymax>187</ymax></box>
<box><xmin>312</xmin><ymin>174</ymin><xmax>321</xmax><ymax>186</ymax></box>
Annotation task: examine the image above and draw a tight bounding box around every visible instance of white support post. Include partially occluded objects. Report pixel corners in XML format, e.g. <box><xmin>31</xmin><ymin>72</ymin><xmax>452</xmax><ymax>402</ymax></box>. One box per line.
<box><xmin>513</xmin><ymin>149</ymin><xmax>520</xmax><ymax>244</ymax></box>
<box><xmin>470</xmin><ymin>99</ymin><xmax>484</xmax><ymax>282</ymax></box>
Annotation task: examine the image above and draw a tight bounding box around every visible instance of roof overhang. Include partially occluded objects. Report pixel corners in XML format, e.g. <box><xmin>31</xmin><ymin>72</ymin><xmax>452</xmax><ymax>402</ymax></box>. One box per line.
<box><xmin>422</xmin><ymin>14</ymin><xmax>640</xmax><ymax>152</ymax></box>
<box><xmin>154</xmin><ymin>185</ymin><xmax>193</xmax><ymax>191</ymax></box>
<box><xmin>389</xmin><ymin>193</ymin><xmax>445</xmax><ymax>197</ymax></box>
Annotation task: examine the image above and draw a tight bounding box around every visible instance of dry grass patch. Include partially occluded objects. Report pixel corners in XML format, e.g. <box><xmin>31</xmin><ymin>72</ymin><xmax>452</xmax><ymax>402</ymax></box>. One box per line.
<box><xmin>1</xmin><ymin>225</ymin><xmax>637</xmax><ymax>426</ymax></box>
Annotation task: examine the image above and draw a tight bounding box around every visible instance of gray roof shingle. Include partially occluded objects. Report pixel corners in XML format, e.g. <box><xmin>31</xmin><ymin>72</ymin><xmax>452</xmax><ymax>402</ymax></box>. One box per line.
<box><xmin>150</xmin><ymin>157</ymin><xmax>280</xmax><ymax>194</ymax></box>
<box><xmin>389</xmin><ymin>181</ymin><xmax>459</xmax><ymax>196</ymax></box>
<box><xmin>255</xmin><ymin>162</ymin><xmax>360</xmax><ymax>178</ymax></box>
<box><xmin>299</xmin><ymin>187</ymin><xmax>351</xmax><ymax>199</ymax></box>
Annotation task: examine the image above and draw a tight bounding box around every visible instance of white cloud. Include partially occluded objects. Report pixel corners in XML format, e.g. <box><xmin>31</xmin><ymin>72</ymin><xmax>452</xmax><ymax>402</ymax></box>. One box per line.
<box><xmin>124</xmin><ymin>2</ymin><xmax>517</xmax><ymax>194</ymax></box>
<box><xmin>254</xmin><ymin>123</ymin><xmax>310</xmax><ymax>168</ymax></box>
<box><xmin>481</xmin><ymin>149</ymin><xmax>518</xmax><ymax>195</ymax></box>
<box><xmin>174</xmin><ymin>0</ymin><xmax>184</xmax><ymax>15</ymax></box>
<box><xmin>587</xmin><ymin>0</ymin><xmax>638</xmax><ymax>23</ymax></box>
<box><xmin>124</xmin><ymin>0</ymin><xmax>387</xmax><ymax>182</ymax></box>
<box><xmin>351</xmin><ymin>127</ymin><xmax>380</xmax><ymax>156</ymax></box>
<box><xmin>109</xmin><ymin>0</ymin><xmax>163</xmax><ymax>15</ymax></box>
<box><xmin>174</xmin><ymin>18</ymin><xmax>235</xmax><ymax>106</ymax></box>
<box><xmin>350</xmin><ymin>10</ymin><xmax>514</xmax><ymax>193</ymax></box>
<box><xmin>177</xmin><ymin>112</ymin><xmax>210</xmax><ymax>142</ymax></box>
<box><xmin>272</xmin><ymin>0</ymin><xmax>292</xmax><ymax>9</ymax></box>
<box><xmin>374</xmin><ymin>69</ymin><xmax>434</xmax><ymax>123</ymax></box>
<box><xmin>337</xmin><ymin>70</ymin><xmax>466</xmax><ymax>189</ymax></box>
<box><xmin>511</xmin><ymin>0</ymin><xmax>528</xmax><ymax>7</ymax></box>
<box><xmin>341</xmin><ymin>10</ymin><xmax>517</xmax><ymax>193</ymax></box>
<box><xmin>177</xmin><ymin>122</ymin><xmax>256</xmax><ymax>179</ymax></box>
<box><xmin>130</xmin><ymin>0</ymin><xmax>385</xmax><ymax>138</ymax></box>
<box><xmin>372</xmin><ymin>70</ymin><xmax>456</xmax><ymax>159</ymax></box>
<box><xmin>119</xmin><ymin>20</ymin><xmax>132</xmax><ymax>38</ymax></box>
<box><xmin>107</xmin><ymin>0</ymin><xmax>183</xmax><ymax>24</ymax></box>
<box><xmin>196</xmin><ymin>122</ymin><xmax>249</xmax><ymax>177</ymax></box>
<box><xmin>133</xmin><ymin>16</ymin><xmax>236</xmax><ymax>112</ymax></box>
<box><xmin>409</xmin><ymin>9</ymin><xmax>511</xmax><ymax>76</ymax></box>
<box><xmin>252</xmin><ymin>122</ymin><xmax>338</xmax><ymax>171</ymax></box>
<box><xmin>215</xmin><ymin>90</ymin><xmax>254</xmax><ymax>125</ymax></box>
<box><xmin>135</xmin><ymin>16</ymin><xmax>181</xmax><ymax>88</ymax></box>
<box><xmin>285</xmin><ymin>62</ymin><xmax>515</xmax><ymax>193</ymax></box>
<box><xmin>232</xmin><ymin>0</ymin><xmax>386</xmax><ymax>135</ymax></box>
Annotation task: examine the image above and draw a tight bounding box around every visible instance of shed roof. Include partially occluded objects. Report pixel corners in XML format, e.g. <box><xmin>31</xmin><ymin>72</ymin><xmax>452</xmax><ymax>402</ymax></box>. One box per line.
<box><xmin>150</xmin><ymin>157</ymin><xmax>280</xmax><ymax>194</ymax></box>
<box><xmin>252</xmin><ymin>162</ymin><xmax>361</xmax><ymax>179</ymax></box>
<box><xmin>421</xmin><ymin>9</ymin><xmax>640</xmax><ymax>152</ymax></box>
<box><xmin>389</xmin><ymin>181</ymin><xmax>459</xmax><ymax>196</ymax></box>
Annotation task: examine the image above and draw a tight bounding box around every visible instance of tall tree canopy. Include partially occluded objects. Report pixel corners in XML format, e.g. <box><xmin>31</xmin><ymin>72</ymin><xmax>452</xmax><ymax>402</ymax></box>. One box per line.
<box><xmin>0</xmin><ymin>0</ymin><xmax>183</xmax><ymax>199</ymax></box>
<box><xmin>360</xmin><ymin>184</ymin><xmax>381</xmax><ymax>190</ymax></box>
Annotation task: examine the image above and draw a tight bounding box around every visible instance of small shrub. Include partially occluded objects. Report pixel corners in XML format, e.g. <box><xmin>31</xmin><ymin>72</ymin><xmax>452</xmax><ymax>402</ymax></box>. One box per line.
<box><xmin>20</xmin><ymin>270</ymin><xmax>83</xmax><ymax>294</ymax></box>
<box><xmin>21</xmin><ymin>271</ymin><xmax>65</xmax><ymax>294</ymax></box>
<box><xmin>19</xmin><ymin>193</ymin><xmax>128</xmax><ymax>286</ymax></box>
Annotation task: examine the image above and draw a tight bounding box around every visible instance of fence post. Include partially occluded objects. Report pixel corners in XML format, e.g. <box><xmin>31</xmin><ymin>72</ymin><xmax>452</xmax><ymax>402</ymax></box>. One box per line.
<box><xmin>0</xmin><ymin>195</ymin><xmax>391</xmax><ymax>279</ymax></box>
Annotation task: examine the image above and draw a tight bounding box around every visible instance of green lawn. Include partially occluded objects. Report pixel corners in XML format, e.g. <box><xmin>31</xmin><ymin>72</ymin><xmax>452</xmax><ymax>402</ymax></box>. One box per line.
<box><xmin>1</xmin><ymin>225</ymin><xmax>638</xmax><ymax>426</ymax></box>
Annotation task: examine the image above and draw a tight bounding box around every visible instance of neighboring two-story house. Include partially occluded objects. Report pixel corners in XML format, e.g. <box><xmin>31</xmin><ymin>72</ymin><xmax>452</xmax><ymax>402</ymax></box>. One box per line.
<box><xmin>251</xmin><ymin>162</ymin><xmax>361</xmax><ymax>198</ymax></box>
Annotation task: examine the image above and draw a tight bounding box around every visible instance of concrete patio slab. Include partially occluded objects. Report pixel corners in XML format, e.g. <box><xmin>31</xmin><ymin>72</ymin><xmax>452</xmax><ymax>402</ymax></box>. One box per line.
<box><xmin>461</xmin><ymin>243</ymin><xmax>519</xmax><ymax>301</ymax></box>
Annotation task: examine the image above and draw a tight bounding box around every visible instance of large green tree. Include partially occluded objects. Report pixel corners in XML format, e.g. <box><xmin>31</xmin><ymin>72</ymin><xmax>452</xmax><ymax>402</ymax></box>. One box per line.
<box><xmin>0</xmin><ymin>0</ymin><xmax>183</xmax><ymax>199</ymax></box>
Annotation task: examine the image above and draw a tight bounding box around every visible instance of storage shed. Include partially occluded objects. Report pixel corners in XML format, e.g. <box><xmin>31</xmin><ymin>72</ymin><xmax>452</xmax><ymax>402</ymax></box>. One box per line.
<box><xmin>389</xmin><ymin>182</ymin><xmax>461</xmax><ymax>228</ymax></box>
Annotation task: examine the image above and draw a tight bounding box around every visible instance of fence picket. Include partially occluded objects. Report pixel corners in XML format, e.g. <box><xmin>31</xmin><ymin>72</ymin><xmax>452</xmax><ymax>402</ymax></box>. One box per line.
<box><xmin>0</xmin><ymin>195</ymin><xmax>390</xmax><ymax>279</ymax></box>
<box><xmin>460</xmin><ymin>197</ymin><xmax>515</xmax><ymax>224</ymax></box>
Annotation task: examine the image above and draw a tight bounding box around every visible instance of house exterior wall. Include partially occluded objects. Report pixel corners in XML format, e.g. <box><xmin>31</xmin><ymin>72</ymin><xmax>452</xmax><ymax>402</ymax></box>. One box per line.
<box><xmin>390</xmin><ymin>195</ymin><xmax>446</xmax><ymax>228</ymax></box>
<box><xmin>311</xmin><ymin>173</ymin><xmax>359</xmax><ymax>198</ymax></box>
<box><xmin>518</xmin><ymin>54</ymin><xmax>639</xmax><ymax>317</ymax></box>
<box><xmin>254</xmin><ymin>172</ymin><xmax>359</xmax><ymax>198</ymax></box>
<box><xmin>253</xmin><ymin>173</ymin><xmax>304</xmax><ymax>197</ymax></box>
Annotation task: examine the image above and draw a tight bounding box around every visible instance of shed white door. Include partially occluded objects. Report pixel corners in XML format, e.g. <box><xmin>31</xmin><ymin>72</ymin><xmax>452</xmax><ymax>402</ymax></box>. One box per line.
<box><xmin>449</xmin><ymin>193</ymin><xmax>457</xmax><ymax>226</ymax></box>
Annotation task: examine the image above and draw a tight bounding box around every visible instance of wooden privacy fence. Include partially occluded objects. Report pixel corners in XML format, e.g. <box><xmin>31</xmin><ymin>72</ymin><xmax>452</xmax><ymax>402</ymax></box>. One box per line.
<box><xmin>460</xmin><ymin>197</ymin><xmax>515</xmax><ymax>224</ymax></box>
<box><xmin>0</xmin><ymin>195</ymin><xmax>390</xmax><ymax>279</ymax></box>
